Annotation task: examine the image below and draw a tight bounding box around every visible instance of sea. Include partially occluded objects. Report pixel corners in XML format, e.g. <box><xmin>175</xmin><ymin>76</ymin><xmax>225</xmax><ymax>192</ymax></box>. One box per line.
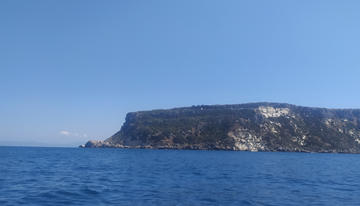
<box><xmin>0</xmin><ymin>147</ymin><xmax>359</xmax><ymax>206</ymax></box>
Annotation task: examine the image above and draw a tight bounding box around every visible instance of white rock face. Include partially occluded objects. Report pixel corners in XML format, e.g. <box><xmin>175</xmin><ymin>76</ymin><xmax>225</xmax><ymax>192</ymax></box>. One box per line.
<box><xmin>301</xmin><ymin>135</ymin><xmax>307</xmax><ymax>146</ymax></box>
<box><xmin>347</xmin><ymin>129</ymin><xmax>360</xmax><ymax>144</ymax></box>
<box><xmin>258</xmin><ymin>106</ymin><xmax>290</xmax><ymax>118</ymax></box>
<box><xmin>355</xmin><ymin>138</ymin><xmax>360</xmax><ymax>144</ymax></box>
<box><xmin>262</xmin><ymin>121</ymin><xmax>281</xmax><ymax>134</ymax></box>
<box><xmin>325</xmin><ymin>119</ymin><xmax>332</xmax><ymax>127</ymax></box>
<box><xmin>294</xmin><ymin>135</ymin><xmax>307</xmax><ymax>146</ymax></box>
<box><xmin>228</xmin><ymin>129</ymin><xmax>265</xmax><ymax>151</ymax></box>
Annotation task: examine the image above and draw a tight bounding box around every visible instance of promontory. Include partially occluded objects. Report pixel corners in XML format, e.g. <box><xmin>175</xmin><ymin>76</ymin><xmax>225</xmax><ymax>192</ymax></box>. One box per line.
<box><xmin>82</xmin><ymin>102</ymin><xmax>360</xmax><ymax>153</ymax></box>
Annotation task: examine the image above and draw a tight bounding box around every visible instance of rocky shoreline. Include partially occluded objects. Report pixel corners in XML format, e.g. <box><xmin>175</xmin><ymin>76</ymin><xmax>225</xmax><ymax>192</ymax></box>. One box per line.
<box><xmin>80</xmin><ymin>140</ymin><xmax>350</xmax><ymax>153</ymax></box>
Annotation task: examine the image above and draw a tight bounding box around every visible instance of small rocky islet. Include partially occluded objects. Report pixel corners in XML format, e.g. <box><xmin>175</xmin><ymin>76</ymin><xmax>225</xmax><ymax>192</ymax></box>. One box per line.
<box><xmin>82</xmin><ymin>102</ymin><xmax>360</xmax><ymax>153</ymax></box>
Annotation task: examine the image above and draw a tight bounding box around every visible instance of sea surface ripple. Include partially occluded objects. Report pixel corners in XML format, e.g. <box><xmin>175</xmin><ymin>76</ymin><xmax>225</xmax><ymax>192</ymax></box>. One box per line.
<box><xmin>1</xmin><ymin>147</ymin><xmax>360</xmax><ymax>205</ymax></box>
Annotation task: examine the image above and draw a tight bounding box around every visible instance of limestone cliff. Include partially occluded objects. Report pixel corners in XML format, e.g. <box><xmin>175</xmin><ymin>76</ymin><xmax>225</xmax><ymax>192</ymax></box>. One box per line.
<box><xmin>83</xmin><ymin>103</ymin><xmax>360</xmax><ymax>153</ymax></box>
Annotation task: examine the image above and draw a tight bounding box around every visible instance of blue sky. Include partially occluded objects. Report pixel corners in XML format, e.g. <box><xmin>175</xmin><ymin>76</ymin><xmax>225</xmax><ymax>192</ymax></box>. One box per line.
<box><xmin>1</xmin><ymin>0</ymin><xmax>360</xmax><ymax>146</ymax></box>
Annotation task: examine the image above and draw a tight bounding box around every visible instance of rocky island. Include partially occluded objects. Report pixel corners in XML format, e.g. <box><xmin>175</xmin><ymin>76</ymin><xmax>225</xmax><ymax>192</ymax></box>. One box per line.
<box><xmin>82</xmin><ymin>102</ymin><xmax>360</xmax><ymax>153</ymax></box>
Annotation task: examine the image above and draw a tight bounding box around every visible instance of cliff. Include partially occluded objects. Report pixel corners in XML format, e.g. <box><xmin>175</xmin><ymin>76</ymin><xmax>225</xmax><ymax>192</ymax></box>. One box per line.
<box><xmin>83</xmin><ymin>103</ymin><xmax>360</xmax><ymax>153</ymax></box>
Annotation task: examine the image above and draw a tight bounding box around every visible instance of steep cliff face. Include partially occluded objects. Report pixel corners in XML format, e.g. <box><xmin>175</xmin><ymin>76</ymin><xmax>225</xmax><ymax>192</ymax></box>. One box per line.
<box><xmin>84</xmin><ymin>103</ymin><xmax>360</xmax><ymax>153</ymax></box>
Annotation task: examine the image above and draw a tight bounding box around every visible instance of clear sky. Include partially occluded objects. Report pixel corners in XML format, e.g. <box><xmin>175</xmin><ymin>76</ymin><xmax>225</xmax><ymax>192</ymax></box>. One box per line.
<box><xmin>1</xmin><ymin>0</ymin><xmax>360</xmax><ymax>146</ymax></box>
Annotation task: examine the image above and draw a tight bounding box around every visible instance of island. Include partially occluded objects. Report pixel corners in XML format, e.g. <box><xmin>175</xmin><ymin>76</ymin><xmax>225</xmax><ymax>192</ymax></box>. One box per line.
<box><xmin>82</xmin><ymin>102</ymin><xmax>360</xmax><ymax>153</ymax></box>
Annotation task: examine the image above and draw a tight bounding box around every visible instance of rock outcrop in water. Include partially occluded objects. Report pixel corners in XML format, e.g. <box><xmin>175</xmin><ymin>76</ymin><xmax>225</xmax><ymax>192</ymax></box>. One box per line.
<box><xmin>83</xmin><ymin>103</ymin><xmax>360</xmax><ymax>153</ymax></box>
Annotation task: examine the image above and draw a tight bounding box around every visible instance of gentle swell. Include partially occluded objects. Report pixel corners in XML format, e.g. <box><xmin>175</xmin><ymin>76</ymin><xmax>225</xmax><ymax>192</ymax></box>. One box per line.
<box><xmin>1</xmin><ymin>147</ymin><xmax>360</xmax><ymax>205</ymax></box>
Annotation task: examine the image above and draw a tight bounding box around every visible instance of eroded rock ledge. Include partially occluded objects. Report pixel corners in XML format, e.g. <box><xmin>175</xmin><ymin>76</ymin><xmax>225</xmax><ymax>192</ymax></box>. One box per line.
<box><xmin>82</xmin><ymin>102</ymin><xmax>360</xmax><ymax>153</ymax></box>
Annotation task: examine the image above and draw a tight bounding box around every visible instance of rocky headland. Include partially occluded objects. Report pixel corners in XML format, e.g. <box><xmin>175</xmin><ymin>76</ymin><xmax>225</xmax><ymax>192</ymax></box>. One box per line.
<box><xmin>82</xmin><ymin>102</ymin><xmax>360</xmax><ymax>153</ymax></box>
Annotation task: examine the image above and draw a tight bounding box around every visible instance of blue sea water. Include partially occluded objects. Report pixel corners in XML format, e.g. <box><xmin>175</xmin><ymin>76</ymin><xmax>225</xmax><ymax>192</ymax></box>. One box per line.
<box><xmin>1</xmin><ymin>147</ymin><xmax>360</xmax><ymax>206</ymax></box>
